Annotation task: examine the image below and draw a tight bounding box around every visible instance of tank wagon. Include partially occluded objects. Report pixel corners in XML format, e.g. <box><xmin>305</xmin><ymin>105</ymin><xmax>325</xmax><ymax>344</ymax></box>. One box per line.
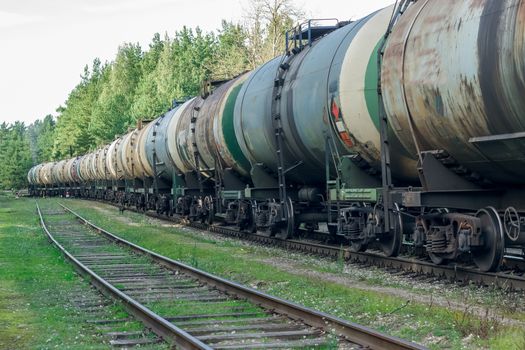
<box><xmin>29</xmin><ymin>0</ymin><xmax>525</xmax><ymax>272</ymax></box>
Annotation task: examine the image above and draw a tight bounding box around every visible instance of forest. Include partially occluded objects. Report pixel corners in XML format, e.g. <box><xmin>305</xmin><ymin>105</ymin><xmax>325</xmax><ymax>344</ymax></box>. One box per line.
<box><xmin>0</xmin><ymin>0</ymin><xmax>302</xmax><ymax>189</ymax></box>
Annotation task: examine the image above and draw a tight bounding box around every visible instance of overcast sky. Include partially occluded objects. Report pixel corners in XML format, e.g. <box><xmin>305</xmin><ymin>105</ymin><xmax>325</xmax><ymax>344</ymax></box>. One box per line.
<box><xmin>0</xmin><ymin>0</ymin><xmax>394</xmax><ymax>125</ymax></box>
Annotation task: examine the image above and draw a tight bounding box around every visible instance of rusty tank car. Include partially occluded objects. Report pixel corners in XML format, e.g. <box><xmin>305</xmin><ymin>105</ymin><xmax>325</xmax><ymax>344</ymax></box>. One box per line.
<box><xmin>28</xmin><ymin>0</ymin><xmax>525</xmax><ymax>271</ymax></box>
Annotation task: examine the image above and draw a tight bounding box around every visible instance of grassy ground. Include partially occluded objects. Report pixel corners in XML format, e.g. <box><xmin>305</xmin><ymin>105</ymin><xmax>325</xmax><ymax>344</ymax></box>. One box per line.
<box><xmin>57</xmin><ymin>198</ymin><xmax>525</xmax><ymax>350</ymax></box>
<box><xmin>2</xmin><ymin>195</ymin><xmax>524</xmax><ymax>349</ymax></box>
<box><xmin>0</xmin><ymin>194</ymin><xmax>165</xmax><ymax>349</ymax></box>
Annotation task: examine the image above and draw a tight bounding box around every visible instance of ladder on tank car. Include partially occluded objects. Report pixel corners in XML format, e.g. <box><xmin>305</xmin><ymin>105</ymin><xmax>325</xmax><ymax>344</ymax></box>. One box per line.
<box><xmin>272</xmin><ymin>19</ymin><xmax>343</xmax><ymax>213</ymax></box>
<box><xmin>285</xmin><ymin>19</ymin><xmax>340</xmax><ymax>53</ymax></box>
<box><xmin>377</xmin><ymin>0</ymin><xmax>418</xmax><ymax>233</ymax></box>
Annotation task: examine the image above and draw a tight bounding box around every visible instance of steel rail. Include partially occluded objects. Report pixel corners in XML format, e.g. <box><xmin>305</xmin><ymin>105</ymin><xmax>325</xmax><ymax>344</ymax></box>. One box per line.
<box><xmin>37</xmin><ymin>202</ymin><xmax>213</xmax><ymax>350</ymax></box>
<box><xmin>206</xmin><ymin>224</ymin><xmax>525</xmax><ymax>290</ymax></box>
<box><xmin>97</xmin><ymin>200</ymin><xmax>525</xmax><ymax>291</ymax></box>
<box><xmin>60</xmin><ymin>202</ymin><xmax>426</xmax><ymax>350</ymax></box>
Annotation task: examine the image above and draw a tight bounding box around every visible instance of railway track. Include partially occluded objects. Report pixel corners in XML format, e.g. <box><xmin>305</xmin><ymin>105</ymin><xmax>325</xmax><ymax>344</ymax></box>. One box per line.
<box><xmin>91</xmin><ymin>199</ymin><xmax>525</xmax><ymax>291</ymax></box>
<box><xmin>200</xmin><ymin>223</ymin><xmax>525</xmax><ymax>291</ymax></box>
<box><xmin>37</xmin><ymin>201</ymin><xmax>425</xmax><ymax>350</ymax></box>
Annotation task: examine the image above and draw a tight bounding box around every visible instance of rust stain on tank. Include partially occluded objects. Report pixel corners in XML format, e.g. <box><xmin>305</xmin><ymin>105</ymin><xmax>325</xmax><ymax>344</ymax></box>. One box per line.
<box><xmin>382</xmin><ymin>0</ymin><xmax>525</xmax><ymax>183</ymax></box>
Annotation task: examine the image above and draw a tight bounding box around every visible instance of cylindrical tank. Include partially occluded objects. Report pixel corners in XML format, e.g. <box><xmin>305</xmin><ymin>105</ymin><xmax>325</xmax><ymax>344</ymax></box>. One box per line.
<box><xmin>40</xmin><ymin>162</ymin><xmax>55</xmax><ymax>185</ymax></box>
<box><xmin>94</xmin><ymin>150</ymin><xmax>102</xmax><ymax>180</ymax></box>
<box><xmin>178</xmin><ymin>94</ymin><xmax>224</xmax><ymax>176</ymax></box>
<box><xmin>70</xmin><ymin>157</ymin><xmax>82</xmax><ymax>183</ymax></box>
<box><xmin>27</xmin><ymin>165</ymin><xmax>37</xmax><ymax>184</ymax></box>
<box><xmin>145</xmin><ymin>114</ymin><xmax>177</xmax><ymax>181</ymax></box>
<box><xmin>210</xmin><ymin>74</ymin><xmax>252</xmax><ymax>177</ymax></box>
<box><xmin>168</xmin><ymin>98</ymin><xmax>200</xmax><ymax>174</ymax></box>
<box><xmin>84</xmin><ymin>154</ymin><xmax>94</xmax><ymax>181</ymax></box>
<box><xmin>58</xmin><ymin>160</ymin><xmax>68</xmax><ymax>184</ymax></box>
<box><xmin>51</xmin><ymin>162</ymin><xmax>59</xmax><ymax>184</ymax></box>
<box><xmin>122</xmin><ymin>132</ymin><xmax>134</xmax><ymax>179</ymax></box>
<box><xmin>79</xmin><ymin>153</ymin><xmax>91</xmax><ymax>182</ymax></box>
<box><xmin>382</xmin><ymin>0</ymin><xmax>525</xmax><ymax>184</ymax></box>
<box><xmin>80</xmin><ymin>154</ymin><xmax>89</xmax><ymax>182</ymax></box>
<box><xmin>131</xmin><ymin>122</ymin><xmax>149</xmax><ymax>179</ymax></box>
<box><xmin>136</xmin><ymin>121</ymin><xmax>155</xmax><ymax>178</ymax></box>
<box><xmin>96</xmin><ymin>145</ymin><xmax>109</xmax><ymax>179</ymax></box>
<box><xmin>34</xmin><ymin>165</ymin><xmax>42</xmax><ymax>185</ymax></box>
<box><xmin>234</xmin><ymin>7</ymin><xmax>416</xmax><ymax>185</ymax></box>
<box><xmin>106</xmin><ymin>138</ymin><xmax>120</xmax><ymax>180</ymax></box>
<box><xmin>170</xmin><ymin>78</ymin><xmax>253</xmax><ymax>180</ymax></box>
<box><xmin>37</xmin><ymin>163</ymin><xmax>46</xmax><ymax>185</ymax></box>
<box><xmin>27</xmin><ymin>167</ymin><xmax>33</xmax><ymax>184</ymax></box>
<box><xmin>29</xmin><ymin>164</ymin><xmax>44</xmax><ymax>185</ymax></box>
<box><xmin>52</xmin><ymin>160</ymin><xmax>66</xmax><ymax>184</ymax></box>
<box><xmin>79</xmin><ymin>155</ymin><xmax>90</xmax><ymax>182</ymax></box>
<box><xmin>34</xmin><ymin>164</ymin><xmax>41</xmax><ymax>185</ymax></box>
<box><xmin>128</xmin><ymin>126</ymin><xmax>148</xmax><ymax>179</ymax></box>
<box><xmin>89</xmin><ymin>152</ymin><xmax>98</xmax><ymax>180</ymax></box>
<box><xmin>63</xmin><ymin>158</ymin><xmax>73</xmax><ymax>184</ymax></box>
<box><xmin>118</xmin><ymin>132</ymin><xmax>134</xmax><ymax>180</ymax></box>
<box><xmin>34</xmin><ymin>164</ymin><xmax>43</xmax><ymax>185</ymax></box>
<box><xmin>145</xmin><ymin>109</ymin><xmax>181</xmax><ymax>182</ymax></box>
<box><xmin>234</xmin><ymin>57</ymin><xmax>283</xmax><ymax>176</ymax></box>
<box><xmin>87</xmin><ymin>152</ymin><xmax>97</xmax><ymax>181</ymax></box>
<box><xmin>167</xmin><ymin>80</ymin><xmax>255</xmax><ymax>181</ymax></box>
<box><xmin>38</xmin><ymin>163</ymin><xmax>47</xmax><ymax>185</ymax></box>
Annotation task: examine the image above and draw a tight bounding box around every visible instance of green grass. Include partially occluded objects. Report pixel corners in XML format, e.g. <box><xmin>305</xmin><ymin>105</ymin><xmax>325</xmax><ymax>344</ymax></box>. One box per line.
<box><xmin>0</xmin><ymin>195</ymin><xmax>165</xmax><ymax>349</ymax></box>
<box><xmin>59</xmin><ymin>198</ymin><xmax>525</xmax><ymax>350</ymax></box>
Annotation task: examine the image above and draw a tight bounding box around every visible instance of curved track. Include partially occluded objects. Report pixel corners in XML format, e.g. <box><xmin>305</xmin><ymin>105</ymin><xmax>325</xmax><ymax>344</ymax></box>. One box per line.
<box><xmin>92</xmin><ymin>199</ymin><xmax>525</xmax><ymax>291</ymax></box>
<box><xmin>37</xmin><ymin>201</ymin><xmax>425</xmax><ymax>350</ymax></box>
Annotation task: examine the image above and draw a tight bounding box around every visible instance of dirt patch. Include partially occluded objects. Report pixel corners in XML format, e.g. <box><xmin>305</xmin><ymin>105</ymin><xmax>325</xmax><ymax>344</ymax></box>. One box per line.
<box><xmin>90</xmin><ymin>203</ymin><xmax>185</xmax><ymax>230</ymax></box>
<box><xmin>90</xmin><ymin>205</ymin><xmax>138</xmax><ymax>225</ymax></box>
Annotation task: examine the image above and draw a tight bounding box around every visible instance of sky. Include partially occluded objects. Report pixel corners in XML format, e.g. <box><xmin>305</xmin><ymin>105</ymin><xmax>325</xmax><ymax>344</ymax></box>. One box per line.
<box><xmin>0</xmin><ymin>0</ymin><xmax>394</xmax><ymax>125</ymax></box>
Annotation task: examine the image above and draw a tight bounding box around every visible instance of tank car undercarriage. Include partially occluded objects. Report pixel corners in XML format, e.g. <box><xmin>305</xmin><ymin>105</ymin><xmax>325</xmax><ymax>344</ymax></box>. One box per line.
<box><xmin>30</xmin><ymin>156</ymin><xmax>525</xmax><ymax>274</ymax></box>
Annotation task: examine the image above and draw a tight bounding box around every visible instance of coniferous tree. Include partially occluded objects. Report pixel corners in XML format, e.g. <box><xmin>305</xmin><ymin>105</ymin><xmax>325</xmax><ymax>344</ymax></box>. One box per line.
<box><xmin>211</xmin><ymin>21</ymin><xmax>251</xmax><ymax>79</ymax></box>
<box><xmin>27</xmin><ymin>114</ymin><xmax>55</xmax><ymax>163</ymax></box>
<box><xmin>0</xmin><ymin>122</ymin><xmax>32</xmax><ymax>189</ymax></box>
<box><xmin>91</xmin><ymin>43</ymin><xmax>143</xmax><ymax>143</ymax></box>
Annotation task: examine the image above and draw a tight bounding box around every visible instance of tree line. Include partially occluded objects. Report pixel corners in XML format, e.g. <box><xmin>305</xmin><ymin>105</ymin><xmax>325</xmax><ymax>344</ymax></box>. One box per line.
<box><xmin>0</xmin><ymin>0</ymin><xmax>302</xmax><ymax>189</ymax></box>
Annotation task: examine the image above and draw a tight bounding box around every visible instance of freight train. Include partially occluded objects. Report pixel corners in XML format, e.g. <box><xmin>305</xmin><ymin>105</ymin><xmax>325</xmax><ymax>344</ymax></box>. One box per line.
<box><xmin>28</xmin><ymin>0</ymin><xmax>525</xmax><ymax>272</ymax></box>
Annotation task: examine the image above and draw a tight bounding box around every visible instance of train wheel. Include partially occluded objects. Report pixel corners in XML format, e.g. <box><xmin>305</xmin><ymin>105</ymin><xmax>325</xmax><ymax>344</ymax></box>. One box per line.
<box><xmin>379</xmin><ymin>208</ymin><xmax>402</xmax><ymax>257</ymax></box>
<box><xmin>473</xmin><ymin>207</ymin><xmax>504</xmax><ymax>272</ymax></box>
<box><xmin>275</xmin><ymin>198</ymin><xmax>296</xmax><ymax>240</ymax></box>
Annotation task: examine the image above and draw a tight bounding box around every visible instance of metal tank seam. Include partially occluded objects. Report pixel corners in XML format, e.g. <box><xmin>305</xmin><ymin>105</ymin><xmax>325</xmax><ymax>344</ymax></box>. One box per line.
<box><xmin>237</xmin><ymin>58</ymin><xmax>279</xmax><ymax>167</ymax></box>
<box><xmin>283</xmin><ymin>46</ymin><xmax>322</xmax><ymax>169</ymax></box>
<box><xmin>399</xmin><ymin>0</ymin><xmax>432</xmax><ymax>165</ymax></box>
